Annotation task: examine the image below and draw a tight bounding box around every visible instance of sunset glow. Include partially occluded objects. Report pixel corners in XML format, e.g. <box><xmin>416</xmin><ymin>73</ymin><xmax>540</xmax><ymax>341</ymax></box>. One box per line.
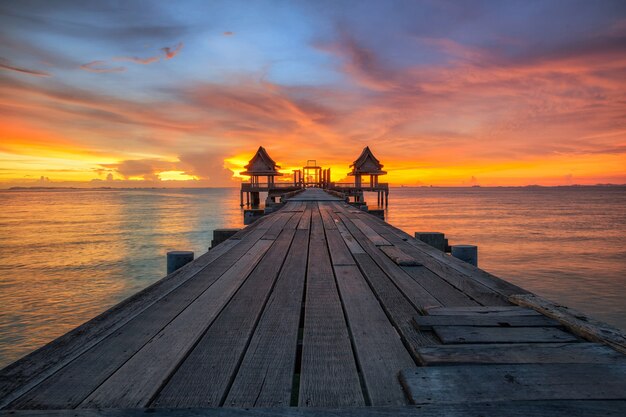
<box><xmin>1</xmin><ymin>1</ymin><xmax>625</xmax><ymax>187</ymax></box>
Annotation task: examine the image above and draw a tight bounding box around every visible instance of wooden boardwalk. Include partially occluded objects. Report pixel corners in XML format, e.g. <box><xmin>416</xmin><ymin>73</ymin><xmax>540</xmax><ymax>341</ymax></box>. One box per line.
<box><xmin>1</xmin><ymin>189</ymin><xmax>625</xmax><ymax>416</ymax></box>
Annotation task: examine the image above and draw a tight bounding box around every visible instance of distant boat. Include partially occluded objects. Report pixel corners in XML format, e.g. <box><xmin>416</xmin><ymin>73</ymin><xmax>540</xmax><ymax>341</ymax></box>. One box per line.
<box><xmin>472</xmin><ymin>185</ymin><xmax>481</xmax><ymax>187</ymax></box>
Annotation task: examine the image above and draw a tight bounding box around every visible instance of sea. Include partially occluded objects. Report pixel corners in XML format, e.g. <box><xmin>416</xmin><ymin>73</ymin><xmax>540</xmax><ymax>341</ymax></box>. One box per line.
<box><xmin>0</xmin><ymin>186</ymin><xmax>625</xmax><ymax>368</ymax></box>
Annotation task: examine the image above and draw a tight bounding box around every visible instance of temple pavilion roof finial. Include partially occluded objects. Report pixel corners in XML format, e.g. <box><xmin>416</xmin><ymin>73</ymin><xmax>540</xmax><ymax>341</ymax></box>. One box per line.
<box><xmin>348</xmin><ymin>146</ymin><xmax>387</xmax><ymax>176</ymax></box>
<box><xmin>240</xmin><ymin>146</ymin><xmax>283</xmax><ymax>177</ymax></box>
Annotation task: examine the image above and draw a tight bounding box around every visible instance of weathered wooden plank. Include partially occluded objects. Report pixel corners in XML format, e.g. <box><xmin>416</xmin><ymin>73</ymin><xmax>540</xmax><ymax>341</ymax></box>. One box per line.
<box><xmin>8</xmin><ymin>226</ymin><xmax>271</xmax><ymax>410</ymax></box>
<box><xmin>413</xmin><ymin>315</ymin><xmax>560</xmax><ymax>329</ymax></box>
<box><xmin>350</xmin><ymin>218</ymin><xmax>391</xmax><ymax>246</ymax></box>
<box><xmin>326</xmin><ymin>229</ymin><xmax>356</xmax><ymax>266</ymax></box>
<box><xmin>365</xmin><ymin>215</ymin><xmax>528</xmax><ymax>298</ymax></box>
<box><xmin>426</xmin><ymin>306</ymin><xmax>541</xmax><ymax>316</ymax></box>
<box><xmin>296</xmin><ymin>203</ymin><xmax>312</xmax><ymax>230</ymax></box>
<box><xmin>379</xmin><ymin>246</ymin><xmax>421</xmax><ymax>266</ymax></box>
<box><xmin>318</xmin><ymin>203</ymin><xmax>338</xmax><ymax>230</ymax></box>
<box><xmin>151</xmin><ymin>223</ymin><xmax>300</xmax><ymax>408</ymax></box>
<box><xmin>223</xmin><ymin>228</ymin><xmax>309</xmax><ymax>407</ymax></box>
<box><xmin>282</xmin><ymin>201</ymin><xmax>304</xmax><ymax>212</ymax></box>
<box><xmin>298</xmin><ymin>207</ymin><xmax>364</xmax><ymax>406</ymax></box>
<box><xmin>402</xmin><ymin>267</ymin><xmax>478</xmax><ymax>307</ymax></box>
<box><xmin>511</xmin><ymin>293</ymin><xmax>626</xmax><ymax>354</ymax></box>
<box><xmin>433</xmin><ymin>326</ymin><xmax>579</xmax><ymax>344</ymax></box>
<box><xmin>4</xmin><ymin>402</ymin><xmax>626</xmax><ymax>416</ymax></box>
<box><xmin>351</xmin><ymin>253</ymin><xmax>439</xmax><ymax>349</ymax></box>
<box><xmin>333</xmin><ymin>265</ymin><xmax>414</xmax><ymax>405</ymax></box>
<box><xmin>336</xmin><ymin>221</ymin><xmax>365</xmax><ymax>255</ymax></box>
<box><xmin>0</xmin><ymin>237</ymin><xmax>241</xmax><ymax>409</ymax></box>
<box><xmin>362</xmin><ymin>221</ymin><xmax>510</xmax><ymax>306</ymax></box>
<box><xmin>400</xmin><ymin>363</ymin><xmax>626</xmax><ymax>404</ymax></box>
<box><xmin>80</xmin><ymin>239</ymin><xmax>274</xmax><ymax>409</ymax></box>
<box><xmin>262</xmin><ymin>212</ymin><xmax>294</xmax><ymax>240</ymax></box>
<box><xmin>336</xmin><ymin>212</ymin><xmax>441</xmax><ymax>311</ymax></box>
<box><xmin>415</xmin><ymin>342</ymin><xmax>626</xmax><ymax>365</ymax></box>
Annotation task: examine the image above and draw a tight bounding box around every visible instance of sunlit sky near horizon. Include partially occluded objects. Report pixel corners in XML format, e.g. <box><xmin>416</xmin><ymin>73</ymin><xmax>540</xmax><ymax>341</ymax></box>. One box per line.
<box><xmin>1</xmin><ymin>0</ymin><xmax>625</xmax><ymax>187</ymax></box>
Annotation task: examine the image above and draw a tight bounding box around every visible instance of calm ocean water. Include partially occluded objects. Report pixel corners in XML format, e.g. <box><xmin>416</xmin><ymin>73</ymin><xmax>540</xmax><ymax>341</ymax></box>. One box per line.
<box><xmin>0</xmin><ymin>186</ymin><xmax>625</xmax><ymax>367</ymax></box>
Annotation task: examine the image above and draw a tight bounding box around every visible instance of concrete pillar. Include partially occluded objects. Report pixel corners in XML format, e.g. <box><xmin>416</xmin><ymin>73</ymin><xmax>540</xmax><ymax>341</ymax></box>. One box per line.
<box><xmin>415</xmin><ymin>232</ymin><xmax>446</xmax><ymax>251</ymax></box>
<box><xmin>167</xmin><ymin>251</ymin><xmax>194</xmax><ymax>274</ymax></box>
<box><xmin>451</xmin><ymin>245</ymin><xmax>478</xmax><ymax>266</ymax></box>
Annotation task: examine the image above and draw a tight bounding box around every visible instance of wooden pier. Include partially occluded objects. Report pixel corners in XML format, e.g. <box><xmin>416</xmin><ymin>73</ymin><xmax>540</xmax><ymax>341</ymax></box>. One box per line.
<box><xmin>1</xmin><ymin>189</ymin><xmax>626</xmax><ymax>416</ymax></box>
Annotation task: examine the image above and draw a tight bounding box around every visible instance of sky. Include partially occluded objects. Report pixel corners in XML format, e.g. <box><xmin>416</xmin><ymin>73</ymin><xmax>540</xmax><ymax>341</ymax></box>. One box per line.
<box><xmin>1</xmin><ymin>0</ymin><xmax>625</xmax><ymax>187</ymax></box>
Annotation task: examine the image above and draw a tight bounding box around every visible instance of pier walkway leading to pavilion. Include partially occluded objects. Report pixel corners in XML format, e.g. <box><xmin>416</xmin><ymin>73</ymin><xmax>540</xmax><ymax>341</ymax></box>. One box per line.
<box><xmin>1</xmin><ymin>189</ymin><xmax>625</xmax><ymax>416</ymax></box>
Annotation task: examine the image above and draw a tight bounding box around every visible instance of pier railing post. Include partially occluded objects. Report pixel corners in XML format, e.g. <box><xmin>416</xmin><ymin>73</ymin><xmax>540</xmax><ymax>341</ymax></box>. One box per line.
<box><xmin>414</xmin><ymin>232</ymin><xmax>446</xmax><ymax>251</ymax></box>
<box><xmin>451</xmin><ymin>245</ymin><xmax>478</xmax><ymax>266</ymax></box>
<box><xmin>167</xmin><ymin>251</ymin><xmax>194</xmax><ymax>274</ymax></box>
<box><xmin>211</xmin><ymin>228</ymin><xmax>241</xmax><ymax>249</ymax></box>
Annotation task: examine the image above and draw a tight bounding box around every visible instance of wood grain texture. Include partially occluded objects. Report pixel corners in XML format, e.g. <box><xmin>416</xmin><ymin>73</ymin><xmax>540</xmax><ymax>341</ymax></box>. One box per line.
<box><xmin>318</xmin><ymin>203</ymin><xmax>338</xmax><ymax>230</ymax></box>
<box><xmin>433</xmin><ymin>326</ymin><xmax>579</xmax><ymax>344</ymax></box>
<box><xmin>379</xmin><ymin>246</ymin><xmax>421</xmax><ymax>266</ymax></box>
<box><xmin>333</xmin><ymin>265</ymin><xmax>414</xmax><ymax>405</ymax></box>
<box><xmin>4</xmin><ymin>402</ymin><xmax>626</xmax><ymax>416</ymax></box>
<box><xmin>336</xmin><ymin>212</ymin><xmax>441</xmax><ymax>311</ymax></box>
<box><xmin>336</xmin><ymin>221</ymin><xmax>365</xmax><ymax>255</ymax></box>
<box><xmin>350</xmin><ymin>218</ymin><xmax>391</xmax><ymax>246</ymax></box>
<box><xmin>415</xmin><ymin>342</ymin><xmax>626</xmax><ymax>365</ymax></box>
<box><xmin>298</xmin><ymin>206</ymin><xmax>364</xmax><ymax>407</ymax></box>
<box><xmin>0</xmin><ymin>237</ymin><xmax>240</xmax><ymax>409</ymax></box>
<box><xmin>9</xmin><ymin>228</ymin><xmax>270</xmax><ymax>410</ymax></box>
<box><xmin>362</xmin><ymin>220</ymin><xmax>511</xmax><ymax>306</ymax></box>
<box><xmin>402</xmin><ymin>267</ymin><xmax>478</xmax><ymax>307</ymax></box>
<box><xmin>223</xmin><ymin>228</ymin><xmax>309</xmax><ymax>407</ymax></box>
<box><xmin>510</xmin><ymin>293</ymin><xmax>626</xmax><ymax>354</ymax></box>
<box><xmin>365</xmin><ymin>214</ymin><xmax>528</xmax><ymax>298</ymax></box>
<box><xmin>426</xmin><ymin>306</ymin><xmax>540</xmax><ymax>316</ymax></box>
<box><xmin>400</xmin><ymin>363</ymin><xmax>626</xmax><ymax>404</ymax></box>
<box><xmin>326</xmin><ymin>229</ymin><xmax>356</xmax><ymax>266</ymax></box>
<box><xmin>151</xmin><ymin>224</ymin><xmax>300</xmax><ymax>408</ymax></box>
<box><xmin>413</xmin><ymin>315</ymin><xmax>560</xmax><ymax>329</ymax></box>
<box><xmin>351</xmin><ymin>253</ymin><xmax>439</xmax><ymax>350</ymax></box>
<box><xmin>80</xmin><ymin>239</ymin><xmax>274</xmax><ymax>409</ymax></box>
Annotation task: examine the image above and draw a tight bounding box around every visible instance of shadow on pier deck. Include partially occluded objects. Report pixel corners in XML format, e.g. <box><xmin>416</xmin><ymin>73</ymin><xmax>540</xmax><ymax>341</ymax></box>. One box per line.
<box><xmin>1</xmin><ymin>189</ymin><xmax>625</xmax><ymax>416</ymax></box>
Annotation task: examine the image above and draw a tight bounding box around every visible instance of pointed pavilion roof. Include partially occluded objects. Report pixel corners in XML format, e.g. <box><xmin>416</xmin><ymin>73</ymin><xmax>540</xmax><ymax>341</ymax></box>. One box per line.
<box><xmin>348</xmin><ymin>146</ymin><xmax>387</xmax><ymax>176</ymax></box>
<box><xmin>240</xmin><ymin>146</ymin><xmax>283</xmax><ymax>176</ymax></box>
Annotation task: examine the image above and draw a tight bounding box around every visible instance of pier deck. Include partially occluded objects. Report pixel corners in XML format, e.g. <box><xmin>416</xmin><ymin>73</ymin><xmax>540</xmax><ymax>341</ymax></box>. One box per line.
<box><xmin>1</xmin><ymin>189</ymin><xmax>625</xmax><ymax>416</ymax></box>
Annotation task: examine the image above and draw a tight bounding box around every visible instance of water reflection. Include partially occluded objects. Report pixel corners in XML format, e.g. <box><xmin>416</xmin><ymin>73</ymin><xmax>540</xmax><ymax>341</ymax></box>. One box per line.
<box><xmin>380</xmin><ymin>187</ymin><xmax>626</xmax><ymax>331</ymax></box>
<box><xmin>0</xmin><ymin>186</ymin><xmax>625</xmax><ymax>368</ymax></box>
<box><xmin>0</xmin><ymin>188</ymin><xmax>242</xmax><ymax>367</ymax></box>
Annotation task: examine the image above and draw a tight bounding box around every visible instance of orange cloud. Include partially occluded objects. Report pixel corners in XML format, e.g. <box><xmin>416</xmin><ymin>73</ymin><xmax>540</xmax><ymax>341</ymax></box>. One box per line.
<box><xmin>1</xmin><ymin>26</ymin><xmax>625</xmax><ymax>188</ymax></box>
<box><xmin>161</xmin><ymin>42</ymin><xmax>183</xmax><ymax>59</ymax></box>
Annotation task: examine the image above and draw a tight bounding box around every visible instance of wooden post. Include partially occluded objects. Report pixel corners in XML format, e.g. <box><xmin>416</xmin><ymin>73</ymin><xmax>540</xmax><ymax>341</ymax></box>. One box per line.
<box><xmin>251</xmin><ymin>192</ymin><xmax>260</xmax><ymax>206</ymax></box>
<box><xmin>414</xmin><ymin>232</ymin><xmax>446</xmax><ymax>251</ymax></box>
<box><xmin>451</xmin><ymin>245</ymin><xmax>478</xmax><ymax>266</ymax></box>
<box><xmin>167</xmin><ymin>251</ymin><xmax>194</xmax><ymax>274</ymax></box>
<box><xmin>211</xmin><ymin>228</ymin><xmax>241</xmax><ymax>249</ymax></box>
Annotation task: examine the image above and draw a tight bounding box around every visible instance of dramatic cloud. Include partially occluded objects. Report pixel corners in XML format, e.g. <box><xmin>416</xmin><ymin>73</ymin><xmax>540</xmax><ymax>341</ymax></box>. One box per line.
<box><xmin>1</xmin><ymin>1</ymin><xmax>625</xmax><ymax>187</ymax></box>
